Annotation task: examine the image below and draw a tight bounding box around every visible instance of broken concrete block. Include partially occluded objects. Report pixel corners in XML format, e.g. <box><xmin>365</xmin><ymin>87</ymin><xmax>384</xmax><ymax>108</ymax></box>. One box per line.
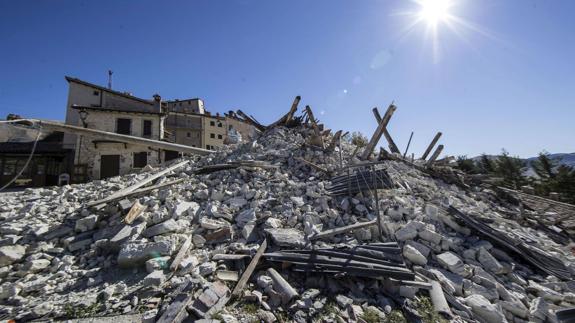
<box><xmin>24</xmin><ymin>259</ymin><xmax>51</xmax><ymax>273</ymax></box>
<box><xmin>0</xmin><ymin>245</ymin><xmax>26</xmax><ymax>266</ymax></box>
<box><xmin>266</xmin><ymin>228</ymin><xmax>305</xmax><ymax>248</ymax></box>
<box><xmin>235</xmin><ymin>208</ymin><xmax>256</xmax><ymax>228</ymax></box>
<box><xmin>143</xmin><ymin>219</ymin><xmax>181</xmax><ymax>238</ymax></box>
<box><xmin>394</xmin><ymin>223</ymin><xmax>418</xmax><ymax>241</ymax></box>
<box><xmin>477</xmin><ymin>247</ymin><xmax>504</xmax><ymax>275</ymax></box>
<box><xmin>75</xmin><ymin>214</ymin><xmax>98</xmax><ymax>232</ymax></box>
<box><xmin>145</xmin><ymin>256</ymin><xmax>170</xmax><ymax>273</ymax></box>
<box><xmin>403</xmin><ymin>244</ymin><xmax>427</xmax><ymax>265</ymax></box>
<box><xmin>109</xmin><ymin>222</ymin><xmax>147</xmax><ymax>248</ymax></box>
<box><xmin>437</xmin><ymin>252</ymin><xmax>465</xmax><ymax>275</ymax></box>
<box><xmin>529</xmin><ymin>297</ymin><xmax>548</xmax><ymax>322</ymax></box>
<box><xmin>465</xmin><ymin>294</ymin><xmax>506</xmax><ymax>323</ymax></box>
<box><xmin>117</xmin><ymin>241</ymin><xmax>174</xmax><ymax>267</ymax></box>
<box><xmin>172</xmin><ymin>201</ymin><xmax>200</xmax><ymax>218</ymax></box>
<box><xmin>143</xmin><ymin>270</ymin><xmax>166</xmax><ymax>287</ymax></box>
<box><xmin>418</xmin><ymin>228</ymin><xmax>443</xmax><ymax>245</ymax></box>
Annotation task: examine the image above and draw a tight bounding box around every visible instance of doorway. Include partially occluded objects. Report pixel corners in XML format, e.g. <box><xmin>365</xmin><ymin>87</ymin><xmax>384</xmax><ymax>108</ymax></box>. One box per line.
<box><xmin>100</xmin><ymin>155</ymin><xmax>120</xmax><ymax>179</ymax></box>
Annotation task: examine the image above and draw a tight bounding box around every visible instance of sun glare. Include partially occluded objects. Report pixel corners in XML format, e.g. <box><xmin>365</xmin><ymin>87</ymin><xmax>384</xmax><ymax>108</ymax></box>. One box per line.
<box><xmin>418</xmin><ymin>0</ymin><xmax>451</xmax><ymax>26</ymax></box>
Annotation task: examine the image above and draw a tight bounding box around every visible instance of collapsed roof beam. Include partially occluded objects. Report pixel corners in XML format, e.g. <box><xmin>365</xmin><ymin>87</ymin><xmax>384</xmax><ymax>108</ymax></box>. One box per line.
<box><xmin>361</xmin><ymin>104</ymin><xmax>397</xmax><ymax>160</ymax></box>
<box><xmin>25</xmin><ymin>119</ymin><xmax>211</xmax><ymax>156</ymax></box>
<box><xmin>421</xmin><ymin>132</ymin><xmax>442</xmax><ymax>160</ymax></box>
<box><xmin>372</xmin><ymin>107</ymin><xmax>401</xmax><ymax>154</ymax></box>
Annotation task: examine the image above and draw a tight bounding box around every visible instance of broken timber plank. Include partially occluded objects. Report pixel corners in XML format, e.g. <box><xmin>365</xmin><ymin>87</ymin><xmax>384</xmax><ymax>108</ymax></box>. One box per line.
<box><xmin>361</xmin><ymin>104</ymin><xmax>397</xmax><ymax>160</ymax></box>
<box><xmin>421</xmin><ymin>132</ymin><xmax>442</xmax><ymax>160</ymax></box>
<box><xmin>284</xmin><ymin>96</ymin><xmax>301</xmax><ymax>125</ymax></box>
<box><xmin>155</xmin><ymin>280</ymin><xmax>195</xmax><ymax>323</ymax></box>
<box><xmin>426</xmin><ymin>144</ymin><xmax>444</xmax><ymax>167</ymax></box>
<box><xmin>230</xmin><ymin>238</ymin><xmax>268</xmax><ymax>301</ymax></box>
<box><xmin>403</xmin><ymin>131</ymin><xmax>414</xmax><ymax>158</ymax></box>
<box><xmin>170</xmin><ymin>236</ymin><xmax>192</xmax><ymax>271</ymax></box>
<box><xmin>124</xmin><ymin>200</ymin><xmax>147</xmax><ymax>224</ymax></box>
<box><xmin>33</xmin><ymin>120</ymin><xmax>210</xmax><ymax>156</ymax></box>
<box><xmin>99</xmin><ymin>178</ymin><xmax>184</xmax><ymax>207</ymax></box>
<box><xmin>372</xmin><ymin>107</ymin><xmax>401</xmax><ymax>154</ymax></box>
<box><xmin>326</xmin><ymin>130</ymin><xmax>342</xmax><ymax>152</ymax></box>
<box><xmin>310</xmin><ymin>219</ymin><xmax>377</xmax><ymax>240</ymax></box>
<box><xmin>87</xmin><ymin>160</ymin><xmax>189</xmax><ymax>208</ymax></box>
<box><xmin>305</xmin><ymin>105</ymin><xmax>317</xmax><ymax>126</ymax></box>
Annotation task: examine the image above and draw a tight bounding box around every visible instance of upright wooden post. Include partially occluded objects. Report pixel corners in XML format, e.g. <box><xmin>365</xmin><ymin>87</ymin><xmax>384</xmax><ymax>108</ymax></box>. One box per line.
<box><xmin>403</xmin><ymin>131</ymin><xmax>414</xmax><ymax>158</ymax></box>
<box><xmin>361</xmin><ymin>104</ymin><xmax>397</xmax><ymax>160</ymax></box>
<box><xmin>421</xmin><ymin>132</ymin><xmax>442</xmax><ymax>160</ymax></box>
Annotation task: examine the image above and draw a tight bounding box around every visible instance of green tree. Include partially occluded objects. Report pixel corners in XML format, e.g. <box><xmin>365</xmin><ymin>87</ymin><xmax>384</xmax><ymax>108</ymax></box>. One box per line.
<box><xmin>456</xmin><ymin>155</ymin><xmax>478</xmax><ymax>174</ymax></box>
<box><xmin>477</xmin><ymin>154</ymin><xmax>496</xmax><ymax>174</ymax></box>
<box><xmin>350</xmin><ymin>131</ymin><xmax>368</xmax><ymax>148</ymax></box>
<box><xmin>495</xmin><ymin>149</ymin><xmax>526</xmax><ymax>189</ymax></box>
<box><xmin>550</xmin><ymin>165</ymin><xmax>575</xmax><ymax>203</ymax></box>
<box><xmin>532</xmin><ymin>152</ymin><xmax>557</xmax><ymax>180</ymax></box>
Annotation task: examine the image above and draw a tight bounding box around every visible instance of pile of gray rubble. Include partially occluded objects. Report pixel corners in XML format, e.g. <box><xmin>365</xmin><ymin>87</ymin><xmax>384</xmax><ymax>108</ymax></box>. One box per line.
<box><xmin>1</xmin><ymin>102</ymin><xmax>575</xmax><ymax>323</ymax></box>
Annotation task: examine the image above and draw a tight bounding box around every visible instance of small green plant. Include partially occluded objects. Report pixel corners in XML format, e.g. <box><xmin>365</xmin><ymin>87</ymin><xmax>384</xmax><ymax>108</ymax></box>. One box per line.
<box><xmin>240</xmin><ymin>302</ymin><xmax>259</xmax><ymax>315</ymax></box>
<box><xmin>384</xmin><ymin>310</ymin><xmax>407</xmax><ymax>323</ymax></box>
<box><xmin>414</xmin><ymin>296</ymin><xmax>448</xmax><ymax>323</ymax></box>
<box><xmin>211</xmin><ymin>311</ymin><xmax>223</xmax><ymax>320</ymax></box>
<box><xmin>361</xmin><ymin>308</ymin><xmax>382</xmax><ymax>323</ymax></box>
<box><xmin>63</xmin><ymin>302</ymin><xmax>100</xmax><ymax>318</ymax></box>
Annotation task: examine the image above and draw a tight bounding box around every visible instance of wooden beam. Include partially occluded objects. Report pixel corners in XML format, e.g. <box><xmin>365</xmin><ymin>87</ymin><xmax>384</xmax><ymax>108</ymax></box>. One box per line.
<box><xmin>326</xmin><ymin>130</ymin><xmax>342</xmax><ymax>152</ymax></box>
<box><xmin>426</xmin><ymin>144</ymin><xmax>444</xmax><ymax>167</ymax></box>
<box><xmin>361</xmin><ymin>104</ymin><xmax>397</xmax><ymax>160</ymax></box>
<box><xmin>310</xmin><ymin>219</ymin><xmax>377</xmax><ymax>240</ymax></box>
<box><xmin>421</xmin><ymin>132</ymin><xmax>442</xmax><ymax>160</ymax></box>
<box><xmin>230</xmin><ymin>238</ymin><xmax>268</xmax><ymax>300</ymax></box>
<box><xmin>86</xmin><ymin>160</ymin><xmax>189</xmax><ymax>208</ymax></box>
<box><xmin>372</xmin><ymin>107</ymin><xmax>401</xmax><ymax>154</ymax></box>
<box><xmin>170</xmin><ymin>236</ymin><xmax>192</xmax><ymax>271</ymax></box>
<box><xmin>33</xmin><ymin>120</ymin><xmax>210</xmax><ymax>155</ymax></box>
<box><xmin>284</xmin><ymin>96</ymin><xmax>301</xmax><ymax>124</ymax></box>
<box><xmin>403</xmin><ymin>131</ymin><xmax>414</xmax><ymax>158</ymax></box>
<box><xmin>305</xmin><ymin>105</ymin><xmax>317</xmax><ymax>126</ymax></box>
<box><xmin>295</xmin><ymin>157</ymin><xmax>328</xmax><ymax>173</ymax></box>
<box><xmin>124</xmin><ymin>200</ymin><xmax>147</xmax><ymax>224</ymax></box>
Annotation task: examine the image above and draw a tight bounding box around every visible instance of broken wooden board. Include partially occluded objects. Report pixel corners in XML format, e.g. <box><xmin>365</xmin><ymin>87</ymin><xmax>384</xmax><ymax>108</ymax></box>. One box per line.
<box><xmin>421</xmin><ymin>132</ymin><xmax>442</xmax><ymax>160</ymax></box>
<box><xmin>123</xmin><ymin>200</ymin><xmax>147</xmax><ymax>224</ymax></box>
<box><xmin>170</xmin><ymin>236</ymin><xmax>192</xmax><ymax>271</ymax></box>
<box><xmin>361</xmin><ymin>104</ymin><xmax>397</xmax><ymax>160</ymax></box>
<box><xmin>87</xmin><ymin>160</ymin><xmax>189</xmax><ymax>208</ymax></box>
<box><xmin>372</xmin><ymin>107</ymin><xmax>401</xmax><ymax>154</ymax></box>
<box><xmin>310</xmin><ymin>219</ymin><xmax>377</xmax><ymax>240</ymax></box>
<box><xmin>230</xmin><ymin>238</ymin><xmax>268</xmax><ymax>300</ymax></box>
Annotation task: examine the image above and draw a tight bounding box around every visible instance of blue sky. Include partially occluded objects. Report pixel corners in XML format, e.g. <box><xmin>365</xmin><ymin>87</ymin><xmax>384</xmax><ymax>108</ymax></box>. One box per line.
<box><xmin>1</xmin><ymin>0</ymin><xmax>573</xmax><ymax>157</ymax></box>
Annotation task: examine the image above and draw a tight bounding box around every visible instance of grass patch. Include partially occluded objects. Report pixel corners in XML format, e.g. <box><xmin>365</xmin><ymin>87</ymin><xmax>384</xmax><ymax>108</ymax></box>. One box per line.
<box><xmin>63</xmin><ymin>302</ymin><xmax>100</xmax><ymax>319</ymax></box>
<box><xmin>240</xmin><ymin>302</ymin><xmax>259</xmax><ymax>315</ymax></box>
<box><xmin>415</xmin><ymin>296</ymin><xmax>448</xmax><ymax>323</ymax></box>
<box><xmin>361</xmin><ymin>308</ymin><xmax>382</xmax><ymax>323</ymax></box>
<box><xmin>384</xmin><ymin>310</ymin><xmax>407</xmax><ymax>323</ymax></box>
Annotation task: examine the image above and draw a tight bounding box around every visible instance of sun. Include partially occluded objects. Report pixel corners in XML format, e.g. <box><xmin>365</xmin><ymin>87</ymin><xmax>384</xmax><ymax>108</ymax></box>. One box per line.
<box><xmin>418</xmin><ymin>0</ymin><xmax>452</xmax><ymax>26</ymax></box>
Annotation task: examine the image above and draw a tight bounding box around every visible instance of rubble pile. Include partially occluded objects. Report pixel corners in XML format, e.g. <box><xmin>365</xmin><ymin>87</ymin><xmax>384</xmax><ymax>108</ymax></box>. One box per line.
<box><xmin>1</xmin><ymin>106</ymin><xmax>575</xmax><ymax>323</ymax></box>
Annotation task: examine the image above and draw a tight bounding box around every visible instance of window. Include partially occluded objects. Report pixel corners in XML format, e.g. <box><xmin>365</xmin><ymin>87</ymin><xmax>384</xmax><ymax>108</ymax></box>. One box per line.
<box><xmin>133</xmin><ymin>152</ymin><xmax>147</xmax><ymax>168</ymax></box>
<box><xmin>217</xmin><ymin>122</ymin><xmax>222</xmax><ymax>128</ymax></box>
<box><xmin>210</xmin><ymin>121</ymin><xmax>215</xmax><ymax>126</ymax></box>
<box><xmin>116</xmin><ymin>118</ymin><xmax>131</xmax><ymax>135</ymax></box>
<box><xmin>143</xmin><ymin>120</ymin><xmax>152</xmax><ymax>137</ymax></box>
<box><xmin>187</xmin><ymin>132</ymin><xmax>191</xmax><ymax>138</ymax></box>
<box><xmin>217</xmin><ymin>134</ymin><xmax>223</xmax><ymax>139</ymax></box>
<box><xmin>210</xmin><ymin>133</ymin><xmax>215</xmax><ymax>139</ymax></box>
<box><xmin>93</xmin><ymin>90</ymin><xmax>99</xmax><ymax>96</ymax></box>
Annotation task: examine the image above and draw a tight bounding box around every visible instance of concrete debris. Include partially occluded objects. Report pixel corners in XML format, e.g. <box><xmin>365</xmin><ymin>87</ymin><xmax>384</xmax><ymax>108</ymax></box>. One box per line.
<box><xmin>1</xmin><ymin>105</ymin><xmax>574</xmax><ymax>322</ymax></box>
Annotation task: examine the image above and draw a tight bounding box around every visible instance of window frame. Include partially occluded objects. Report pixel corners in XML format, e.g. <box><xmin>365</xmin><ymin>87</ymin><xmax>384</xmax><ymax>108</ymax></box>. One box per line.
<box><xmin>142</xmin><ymin>119</ymin><xmax>153</xmax><ymax>138</ymax></box>
<box><xmin>133</xmin><ymin>152</ymin><xmax>148</xmax><ymax>168</ymax></box>
<box><xmin>116</xmin><ymin>118</ymin><xmax>132</xmax><ymax>135</ymax></box>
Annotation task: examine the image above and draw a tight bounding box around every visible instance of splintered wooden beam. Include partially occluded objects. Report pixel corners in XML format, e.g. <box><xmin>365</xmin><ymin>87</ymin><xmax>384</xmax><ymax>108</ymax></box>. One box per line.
<box><xmin>305</xmin><ymin>105</ymin><xmax>317</xmax><ymax>126</ymax></box>
<box><xmin>403</xmin><ymin>131</ymin><xmax>414</xmax><ymax>158</ymax></box>
<box><xmin>170</xmin><ymin>236</ymin><xmax>192</xmax><ymax>271</ymax></box>
<box><xmin>124</xmin><ymin>200</ymin><xmax>147</xmax><ymax>224</ymax></box>
<box><xmin>295</xmin><ymin>157</ymin><xmax>328</xmax><ymax>173</ymax></box>
<box><xmin>361</xmin><ymin>104</ymin><xmax>397</xmax><ymax>160</ymax></box>
<box><xmin>421</xmin><ymin>132</ymin><xmax>442</xmax><ymax>160</ymax></box>
<box><xmin>284</xmin><ymin>96</ymin><xmax>301</xmax><ymax>124</ymax></box>
<box><xmin>326</xmin><ymin>130</ymin><xmax>343</xmax><ymax>152</ymax></box>
<box><xmin>426</xmin><ymin>144</ymin><xmax>444</xmax><ymax>167</ymax></box>
<box><xmin>230</xmin><ymin>238</ymin><xmax>268</xmax><ymax>300</ymax></box>
<box><xmin>310</xmin><ymin>219</ymin><xmax>377</xmax><ymax>240</ymax></box>
<box><xmin>372</xmin><ymin>107</ymin><xmax>401</xmax><ymax>154</ymax></box>
<box><xmin>87</xmin><ymin>160</ymin><xmax>189</xmax><ymax>208</ymax></box>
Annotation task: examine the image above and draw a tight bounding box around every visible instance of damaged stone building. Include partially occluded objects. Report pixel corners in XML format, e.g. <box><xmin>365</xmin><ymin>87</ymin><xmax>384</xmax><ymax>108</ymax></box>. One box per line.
<box><xmin>61</xmin><ymin>77</ymin><xmax>257</xmax><ymax>181</ymax></box>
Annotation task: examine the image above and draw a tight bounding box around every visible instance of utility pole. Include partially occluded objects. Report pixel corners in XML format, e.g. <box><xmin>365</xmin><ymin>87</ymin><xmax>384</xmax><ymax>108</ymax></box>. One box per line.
<box><xmin>108</xmin><ymin>70</ymin><xmax>113</xmax><ymax>90</ymax></box>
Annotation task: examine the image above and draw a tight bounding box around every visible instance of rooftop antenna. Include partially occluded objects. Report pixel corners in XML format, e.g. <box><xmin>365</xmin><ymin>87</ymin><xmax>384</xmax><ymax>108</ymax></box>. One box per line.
<box><xmin>108</xmin><ymin>70</ymin><xmax>113</xmax><ymax>89</ymax></box>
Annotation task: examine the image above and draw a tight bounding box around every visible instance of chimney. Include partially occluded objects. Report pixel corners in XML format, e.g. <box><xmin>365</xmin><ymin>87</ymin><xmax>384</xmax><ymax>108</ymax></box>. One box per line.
<box><xmin>153</xmin><ymin>94</ymin><xmax>162</xmax><ymax>112</ymax></box>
